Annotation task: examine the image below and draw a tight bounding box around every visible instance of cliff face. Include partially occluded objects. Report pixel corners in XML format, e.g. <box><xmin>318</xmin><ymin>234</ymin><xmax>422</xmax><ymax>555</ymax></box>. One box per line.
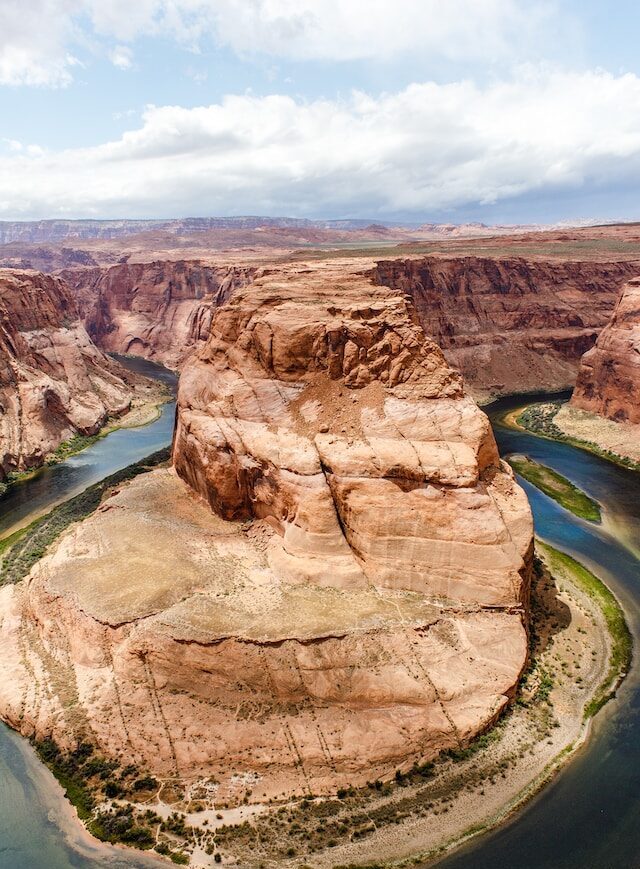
<box><xmin>64</xmin><ymin>260</ymin><xmax>255</xmax><ymax>369</ymax></box>
<box><xmin>371</xmin><ymin>257</ymin><xmax>638</xmax><ymax>397</ymax></box>
<box><xmin>0</xmin><ymin>260</ymin><xmax>532</xmax><ymax>800</ymax></box>
<box><xmin>571</xmin><ymin>277</ymin><xmax>640</xmax><ymax>423</ymax></box>
<box><xmin>0</xmin><ymin>270</ymin><xmax>135</xmax><ymax>476</ymax></box>
<box><xmin>173</xmin><ymin>263</ymin><xmax>533</xmax><ymax>606</ymax></box>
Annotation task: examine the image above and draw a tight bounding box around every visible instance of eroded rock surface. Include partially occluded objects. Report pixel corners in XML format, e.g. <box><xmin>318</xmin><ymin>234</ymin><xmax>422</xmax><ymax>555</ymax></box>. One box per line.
<box><xmin>0</xmin><ymin>261</ymin><xmax>533</xmax><ymax>800</ymax></box>
<box><xmin>372</xmin><ymin>256</ymin><xmax>637</xmax><ymax>398</ymax></box>
<box><xmin>64</xmin><ymin>260</ymin><xmax>255</xmax><ymax>369</ymax></box>
<box><xmin>571</xmin><ymin>277</ymin><xmax>640</xmax><ymax>423</ymax></box>
<box><xmin>0</xmin><ymin>270</ymin><xmax>135</xmax><ymax>476</ymax></box>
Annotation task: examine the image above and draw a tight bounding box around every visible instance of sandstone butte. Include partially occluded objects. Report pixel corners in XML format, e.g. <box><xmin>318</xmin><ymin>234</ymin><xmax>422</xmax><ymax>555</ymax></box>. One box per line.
<box><xmin>0</xmin><ymin>260</ymin><xmax>533</xmax><ymax>802</ymax></box>
<box><xmin>63</xmin><ymin>255</ymin><xmax>638</xmax><ymax>399</ymax></box>
<box><xmin>0</xmin><ymin>269</ymin><xmax>136</xmax><ymax>477</ymax></box>
<box><xmin>571</xmin><ymin>277</ymin><xmax>640</xmax><ymax>424</ymax></box>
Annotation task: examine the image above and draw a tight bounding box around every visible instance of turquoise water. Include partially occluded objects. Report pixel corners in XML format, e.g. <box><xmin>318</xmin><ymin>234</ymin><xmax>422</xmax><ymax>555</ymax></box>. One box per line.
<box><xmin>0</xmin><ymin>386</ymin><xmax>638</xmax><ymax>867</ymax></box>
<box><xmin>0</xmin><ymin>356</ymin><xmax>175</xmax><ymax>868</ymax></box>
<box><xmin>435</xmin><ymin>394</ymin><xmax>640</xmax><ymax>869</ymax></box>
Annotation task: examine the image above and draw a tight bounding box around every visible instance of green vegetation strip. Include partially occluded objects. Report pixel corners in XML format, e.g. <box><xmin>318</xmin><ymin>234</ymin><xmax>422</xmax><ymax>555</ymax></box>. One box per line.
<box><xmin>507</xmin><ymin>454</ymin><xmax>601</xmax><ymax>522</ymax></box>
<box><xmin>0</xmin><ymin>447</ymin><xmax>171</xmax><ymax>587</ymax></box>
<box><xmin>514</xmin><ymin>402</ymin><xmax>640</xmax><ymax>472</ymax></box>
<box><xmin>537</xmin><ymin>540</ymin><xmax>632</xmax><ymax>718</ymax></box>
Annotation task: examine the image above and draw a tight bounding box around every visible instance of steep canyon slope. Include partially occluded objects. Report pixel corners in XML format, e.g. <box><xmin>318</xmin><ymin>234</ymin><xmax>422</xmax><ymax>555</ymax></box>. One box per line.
<box><xmin>0</xmin><ymin>259</ymin><xmax>533</xmax><ymax>801</ymax></box>
<box><xmin>0</xmin><ymin>270</ymin><xmax>136</xmax><ymax>477</ymax></box>
<box><xmin>63</xmin><ymin>252</ymin><xmax>640</xmax><ymax>398</ymax></box>
<box><xmin>571</xmin><ymin>277</ymin><xmax>640</xmax><ymax>423</ymax></box>
<box><xmin>63</xmin><ymin>261</ymin><xmax>255</xmax><ymax>369</ymax></box>
<box><xmin>372</xmin><ymin>256</ymin><xmax>639</xmax><ymax>398</ymax></box>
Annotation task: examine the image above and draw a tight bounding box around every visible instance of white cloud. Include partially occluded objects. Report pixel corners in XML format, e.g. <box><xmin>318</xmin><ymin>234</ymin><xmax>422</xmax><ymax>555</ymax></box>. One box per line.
<box><xmin>0</xmin><ymin>0</ymin><xmax>81</xmax><ymax>86</ymax></box>
<box><xmin>0</xmin><ymin>0</ymin><xmax>561</xmax><ymax>87</ymax></box>
<box><xmin>205</xmin><ymin>0</ymin><xmax>554</xmax><ymax>63</ymax></box>
<box><xmin>109</xmin><ymin>45</ymin><xmax>133</xmax><ymax>70</ymax></box>
<box><xmin>2</xmin><ymin>69</ymin><xmax>640</xmax><ymax>219</ymax></box>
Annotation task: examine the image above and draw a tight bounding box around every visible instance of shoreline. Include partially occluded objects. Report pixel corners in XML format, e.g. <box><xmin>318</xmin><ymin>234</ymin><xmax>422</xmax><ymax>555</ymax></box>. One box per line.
<box><xmin>0</xmin><ymin>395</ymin><xmax>632</xmax><ymax>868</ymax></box>
<box><xmin>0</xmin><ymin>391</ymin><xmax>172</xmax><ymax>544</ymax></box>
<box><xmin>499</xmin><ymin>401</ymin><xmax>640</xmax><ymax>473</ymax></box>
<box><xmin>301</xmin><ymin>539</ymin><xmax>630</xmax><ymax>869</ymax></box>
<box><xmin>506</xmin><ymin>453</ymin><xmax>602</xmax><ymax>522</ymax></box>
<box><xmin>11</xmin><ymin>534</ymin><xmax>626</xmax><ymax>869</ymax></box>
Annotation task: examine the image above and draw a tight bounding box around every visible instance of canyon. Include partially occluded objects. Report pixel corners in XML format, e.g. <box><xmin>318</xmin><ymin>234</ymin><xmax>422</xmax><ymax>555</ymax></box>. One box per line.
<box><xmin>63</xmin><ymin>260</ymin><xmax>256</xmax><ymax>369</ymax></box>
<box><xmin>571</xmin><ymin>277</ymin><xmax>640</xmax><ymax>423</ymax></box>
<box><xmin>4</xmin><ymin>222</ymin><xmax>640</xmax><ymax>484</ymax></box>
<box><xmin>0</xmin><ymin>269</ymin><xmax>143</xmax><ymax>478</ymax></box>
<box><xmin>0</xmin><ymin>223</ymin><xmax>638</xmax><ymax>866</ymax></box>
<box><xmin>0</xmin><ymin>258</ymin><xmax>533</xmax><ymax>801</ymax></box>
<box><xmin>371</xmin><ymin>255</ymin><xmax>638</xmax><ymax>399</ymax></box>
<box><xmin>63</xmin><ymin>248</ymin><xmax>639</xmax><ymax>402</ymax></box>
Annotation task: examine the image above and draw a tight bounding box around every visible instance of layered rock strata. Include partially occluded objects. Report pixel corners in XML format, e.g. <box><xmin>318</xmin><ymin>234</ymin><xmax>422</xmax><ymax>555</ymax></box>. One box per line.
<box><xmin>0</xmin><ymin>261</ymin><xmax>533</xmax><ymax>800</ymax></box>
<box><xmin>372</xmin><ymin>256</ymin><xmax>638</xmax><ymax>397</ymax></box>
<box><xmin>63</xmin><ymin>261</ymin><xmax>255</xmax><ymax>369</ymax></box>
<box><xmin>571</xmin><ymin>277</ymin><xmax>640</xmax><ymax>423</ymax></box>
<box><xmin>0</xmin><ymin>270</ymin><xmax>135</xmax><ymax>476</ymax></box>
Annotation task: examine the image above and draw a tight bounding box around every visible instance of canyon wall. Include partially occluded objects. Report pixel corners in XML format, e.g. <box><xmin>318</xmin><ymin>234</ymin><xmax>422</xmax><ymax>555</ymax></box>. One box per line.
<box><xmin>0</xmin><ymin>270</ymin><xmax>135</xmax><ymax>476</ymax></box>
<box><xmin>63</xmin><ymin>260</ymin><xmax>255</xmax><ymax>369</ymax></box>
<box><xmin>571</xmin><ymin>277</ymin><xmax>640</xmax><ymax>423</ymax></box>
<box><xmin>0</xmin><ymin>260</ymin><xmax>533</xmax><ymax>799</ymax></box>
<box><xmin>372</xmin><ymin>256</ymin><xmax>638</xmax><ymax>397</ymax></box>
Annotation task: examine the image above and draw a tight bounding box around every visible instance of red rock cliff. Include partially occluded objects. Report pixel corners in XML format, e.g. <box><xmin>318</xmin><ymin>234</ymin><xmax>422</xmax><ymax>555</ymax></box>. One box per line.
<box><xmin>0</xmin><ymin>270</ymin><xmax>134</xmax><ymax>476</ymax></box>
<box><xmin>0</xmin><ymin>258</ymin><xmax>533</xmax><ymax>800</ymax></box>
<box><xmin>64</xmin><ymin>260</ymin><xmax>255</xmax><ymax>369</ymax></box>
<box><xmin>371</xmin><ymin>256</ymin><xmax>638</xmax><ymax>397</ymax></box>
<box><xmin>571</xmin><ymin>277</ymin><xmax>640</xmax><ymax>423</ymax></box>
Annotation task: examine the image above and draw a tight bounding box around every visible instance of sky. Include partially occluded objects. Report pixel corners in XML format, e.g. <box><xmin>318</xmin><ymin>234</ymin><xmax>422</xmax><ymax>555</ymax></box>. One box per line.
<box><xmin>1</xmin><ymin>0</ymin><xmax>640</xmax><ymax>223</ymax></box>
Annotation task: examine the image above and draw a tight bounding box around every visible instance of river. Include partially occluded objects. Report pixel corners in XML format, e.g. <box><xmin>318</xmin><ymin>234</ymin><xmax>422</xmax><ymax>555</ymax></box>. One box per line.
<box><xmin>0</xmin><ymin>356</ymin><xmax>177</xmax><ymax>540</ymax></box>
<box><xmin>436</xmin><ymin>393</ymin><xmax>640</xmax><ymax>869</ymax></box>
<box><xmin>0</xmin><ymin>356</ymin><xmax>176</xmax><ymax>869</ymax></box>
<box><xmin>0</xmin><ymin>388</ymin><xmax>638</xmax><ymax>868</ymax></box>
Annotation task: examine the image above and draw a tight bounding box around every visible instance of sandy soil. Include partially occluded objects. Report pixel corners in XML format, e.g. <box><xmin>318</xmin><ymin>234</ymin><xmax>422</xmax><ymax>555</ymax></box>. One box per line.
<box><xmin>554</xmin><ymin>404</ymin><xmax>640</xmax><ymax>465</ymax></box>
<box><xmin>100</xmin><ymin>377</ymin><xmax>171</xmax><ymax>435</ymax></box>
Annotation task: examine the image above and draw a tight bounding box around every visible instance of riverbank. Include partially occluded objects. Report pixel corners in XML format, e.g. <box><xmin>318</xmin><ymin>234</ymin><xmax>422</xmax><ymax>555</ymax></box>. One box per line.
<box><xmin>0</xmin><ymin>448</ymin><xmax>171</xmax><ymax>587</ymax></box>
<box><xmin>506</xmin><ymin>400</ymin><xmax>640</xmax><ymax>472</ymax></box>
<box><xmin>282</xmin><ymin>540</ymin><xmax>628</xmax><ymax>869</ymax></box>
<box><xmin>6</xmin><ymin>525</ymin><xmax>625</xmax><ymax>869</ymax></box>
<box><xmin>506</xmin><ymin>454</ymin><xmax>601</xmax><ymax>522</ymax></box>
<box><xmin>0</xmin><ymin>382</ymin><xmax>634</xmax><ymax>869</ymax></box>
<box><xmin>0</xmin><ymin>379</ymin><xmax>172</xmax><ymax>500</ymax></box>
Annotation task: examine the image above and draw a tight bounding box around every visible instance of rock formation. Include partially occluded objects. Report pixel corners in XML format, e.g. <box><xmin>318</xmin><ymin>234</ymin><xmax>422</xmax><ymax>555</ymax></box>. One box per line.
<box><xmin>0</xmin><ymin>260</ymin><xmax>533</xmax><ymax>801</ymax></box>
<box><xmin>372</xmin><ymin>256</ymin><xmax>638</xmax><ymax>397</ymax></box>
<box><xmin>57</xmin><ymin>252</ymin><xmax>640</xmax><ymax>396</ymax></box>
<box><xmin>63</xmin><ymin>261</ymin><xmax>255</xmax><ymax>369</ymax></box>
<box><xmin>571</xmin><ymin>278</ymin><xmax>640</xmax><ymax>423</ymax></box>
<box><xmin>0</xmin><ymin>270</ymin><xmax>136</xmax><ymax>477</ymax></box>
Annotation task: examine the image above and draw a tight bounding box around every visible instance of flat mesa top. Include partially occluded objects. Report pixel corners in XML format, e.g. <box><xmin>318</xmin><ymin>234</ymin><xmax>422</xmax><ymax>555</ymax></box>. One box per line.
<box><xmin>39</xmin><ymin>468</ymin><xmax>444</xmax><ymax>641</ymax></box>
